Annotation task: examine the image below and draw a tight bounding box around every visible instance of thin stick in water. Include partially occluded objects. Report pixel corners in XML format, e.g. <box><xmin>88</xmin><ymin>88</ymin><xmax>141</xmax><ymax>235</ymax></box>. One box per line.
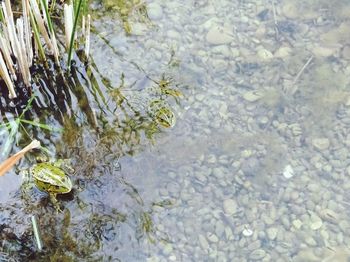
<box><xmin>287</xmin><ymin>55</ymin><xmax>314</xmax><ymax>95</ymax></box>
<box><xmin>293</xmin><ymin>55</ymin><xmax>313</xmax><ymax>84</ymax></box>
<box><xmin>31</xmin><ymin>215</ymin><xmax>43</xmax><ymax>251</ymax></box>
<box><xmin>0</xmin><ymin>139</ymin><xmax>40</xmax><ymax>176</ymax></box>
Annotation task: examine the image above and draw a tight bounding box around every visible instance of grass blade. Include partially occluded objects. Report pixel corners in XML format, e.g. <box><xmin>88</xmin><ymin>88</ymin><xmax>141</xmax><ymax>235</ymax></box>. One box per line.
<box><xmin>20</xmin><ymin>119</ymin><xmax>62</xmax><ymax>132</ymax></box>
<box><xmin>2</xmin><ymin>120</ymin><xmax>19</xmax><ymax>156</ymax></box>
<box><xmin>29</xmin><ymin>7</ymin><xmax>46</xmax><ymax>62</ymax></box>
<box><xmin>67</xmin><ymin>0</ymin><xmax>84</xmax><ymax>70</ymax></box>
<box><xmin>39</xmin><ymin>0</ymin><xmax>59</xmax><ymax>64</ymax></box>
<box><xmin>29</xmin><ymin>0</ymin><xmax>54</xmax><ymax>55</ymax></box>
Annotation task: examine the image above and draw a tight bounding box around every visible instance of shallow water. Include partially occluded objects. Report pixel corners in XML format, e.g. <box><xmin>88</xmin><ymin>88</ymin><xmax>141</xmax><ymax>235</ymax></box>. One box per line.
<box><xmin>2</xmin><ymin>0</ymin><xmax>350</xmax><ymax>261</ymax></box>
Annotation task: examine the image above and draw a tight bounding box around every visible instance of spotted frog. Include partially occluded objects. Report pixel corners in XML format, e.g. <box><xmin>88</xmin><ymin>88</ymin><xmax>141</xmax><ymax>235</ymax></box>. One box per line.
<box><xmin>22</xmin><ymin>159</ymin><xmax>73</xmax><ymax>211</ymax></box>
<box><xmin>148</xmin><ymin>99</ymin><xmax>176</xmax><ymax>128</ymax></box>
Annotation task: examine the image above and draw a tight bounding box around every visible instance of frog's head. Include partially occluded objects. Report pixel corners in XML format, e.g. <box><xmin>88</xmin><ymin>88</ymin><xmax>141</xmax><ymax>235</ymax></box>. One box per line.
<box><xmin>51</xmin><ymin>174</ymin><xmax>73</xmax><ymax>194</ymax></box>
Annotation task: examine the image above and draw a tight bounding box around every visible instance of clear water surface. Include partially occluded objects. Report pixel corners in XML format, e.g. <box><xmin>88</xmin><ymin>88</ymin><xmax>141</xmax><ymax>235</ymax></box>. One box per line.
<box><xmin>1</xmin><ymin>0</ymin><xmax>350</xmax><ymax>261</ymax></box>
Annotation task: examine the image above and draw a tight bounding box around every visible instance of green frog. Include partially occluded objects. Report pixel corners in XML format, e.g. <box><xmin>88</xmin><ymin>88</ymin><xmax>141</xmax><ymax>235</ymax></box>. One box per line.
<box><xmin>22</xmin><ymin>159</ymin><xmax>73</xmax><ymax>211</ymax></box>
<box><xmin>148</xmin><ymin>99</ymin><xmax>176</xmax><ymax>128</ymax></box>
<box><xmin>103</xmin><ymin>0</ymin><xmax>147</xmax><ymax>34</ymax></box>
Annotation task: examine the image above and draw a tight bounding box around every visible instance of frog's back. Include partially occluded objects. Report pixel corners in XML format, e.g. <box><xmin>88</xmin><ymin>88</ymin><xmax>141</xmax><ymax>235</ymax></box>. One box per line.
<box><xmin>32</xmin><ymin>163</ymin><xmax>71</xmax><ymax>191</ymax></box>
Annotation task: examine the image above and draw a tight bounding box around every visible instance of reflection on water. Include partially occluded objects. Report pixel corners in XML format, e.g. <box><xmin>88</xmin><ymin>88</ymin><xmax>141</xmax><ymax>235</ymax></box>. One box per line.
<box><xmin>2</xmin><ymin>0</ymin><xmax>350</xmax><ymax>260</ymax></box>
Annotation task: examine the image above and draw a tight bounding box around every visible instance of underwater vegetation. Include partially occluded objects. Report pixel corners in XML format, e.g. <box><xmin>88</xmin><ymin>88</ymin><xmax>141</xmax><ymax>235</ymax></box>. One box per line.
<box><xmin>0</xmin><ymin>0</ymin><xmax>184</xmax><ymax>259</ymax></box>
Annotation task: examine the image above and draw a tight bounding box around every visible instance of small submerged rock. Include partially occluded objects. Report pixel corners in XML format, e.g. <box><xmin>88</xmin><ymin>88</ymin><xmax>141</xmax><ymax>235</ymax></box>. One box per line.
<box><xmin>207</xmin><ymin>232</ymin><xmax>219</xmax><ymax>243</ymax></box>
<box><xmin>309</xmin><ymin>212</ymin><xmax>323</xmax><ymax>230</ymax></box>
<box><xmin>266</xmin><ymin>227</ymin><xmax>278</xmax><ymax>240</ymax></box>
<box><xmin>312</xmin><ymin>138</ymin><xmax>330</xmax><ymax>151</ymax></box>
<box><xmin>243</xmin><ymin>90</ymin><xmax>264</xmax><ymax>102</ymax></box>
<box><xmin>223</xmin><ymin>199</ymin><xmax>237</xmax><ymax>215</ymax></box>
<box><xmin>312</xmin><ymin>46</ymin><xmax>336</xmax><ymax>58</ymax></box>
<box><xmin>292</xmin><ymin>219</ymin><xmax>303</xmax><ymax>229</ymax></box>
<box><xmin>257</xmin><ymin>48</ymin><xmax>274</xmax><ymax>60</ymax></box>
<box><xmin>275</xmin><ymin>46</ymin><xmax>292</xmax><ymax>58</ymax></box>
<box><xmin>206</xmin><ymin>26</ymin><xmax>234</xmax><ymax>45</ymax></box>
<box><xmin>198</xmin><ymin>234</ymin><xmax>209</xmax><ymax>250</ymax></box>
<box><xmin>283</xmin><ymin>164</ymin><xmax>294</xmax><ymax>179</ymax></box>
<box><xmin>147</xmin><ymin>3</ymin><xmax>163</xmax><ymax>20</ymax></box>
<box><xmin>249</xmin><ymin>249</ymin><xmax>266</xmax><ymax>260</ymax></box>
<box><xmin>242</xmin><ymin>227</ymin><xmax>253</xmax><ymax>237</ymax></box>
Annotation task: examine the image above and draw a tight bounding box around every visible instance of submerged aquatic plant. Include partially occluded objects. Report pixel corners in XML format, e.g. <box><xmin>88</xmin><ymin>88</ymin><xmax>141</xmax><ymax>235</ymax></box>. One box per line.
<box><xmin>0</xmin><ymin>94</ymin><xmax>61</xmax><ymax>156</ymax></box>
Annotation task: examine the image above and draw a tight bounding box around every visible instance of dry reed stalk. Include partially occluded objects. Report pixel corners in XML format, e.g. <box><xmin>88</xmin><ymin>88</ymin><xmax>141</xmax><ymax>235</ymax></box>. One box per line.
<box><xmin>0</xmin><ymin>35</ymin><xmax>16</xmax><ymax>79</ymax></box>
<box><xmin>29</xmin><ymin>0</ymin><xmax>54</xmax><ymax>54</ymax></box>
<box><xmin>0</xmin><ymin>139</ymin><xmax>41</xmax><ymax>176</ymax></box>
<box><xmin>85</xmin><ymin>14</ymin><xmax>90</xmax><ymax>59</ymax></box>
<box><xmin>3</xmin><ymin>0</ymin><xmax>31</xmax><ymax>87</ymax></box>
<box><xmin>22</xmin><ymin>0</ymin><xmax>33</xmax><ymax>66</ymax></box>
<box><xmin>2</xmin><ymin>0</ymin><xmax>17</xmax><ymax>57</ymax></box>
<box><xmin>0</xmin><ymin>51</ymin><xmax>16</xmax><ymax>98</ymax></box>
<box><xmin>64</xmin><ymin>3</ymin><xmax>74</xmax><ymax>50</ymax></box>
<box><xmin>16</xmin><ymin>18</ymin><xmax>31</xmax><ymax>85</ymax></box>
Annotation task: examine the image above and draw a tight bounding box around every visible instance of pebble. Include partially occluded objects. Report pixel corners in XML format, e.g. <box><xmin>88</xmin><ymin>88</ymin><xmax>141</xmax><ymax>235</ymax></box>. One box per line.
<box><xmin>274</xmin><ymin>46</ymin><xmax>292</xmax><ymax>58</ymax></box>
<box><xmin>283</xmin><ymin>164</ymin><xmax>294</xmax><ymax>179</ymax></box>
<box><xmin>257</xmin><ymin>48</ymin><xmax>274</xmax><ymax>60</ymax></box>
<box><xmin>162</xmin><ymin>244</ymin><xmax>173</xmax><ymax>255</ymax></box>
<box><xmin>231</xmin><ymin>48</ymin><xmax>240</xmax><ymax>57</ymax></box>
<box><xmin>196</xmin><ymin>94</ymin><xmax>205</xmax><ymax>101</ymax></box>
<box><xmin>312</xmin><ymin>46</ymin><xmax>336</xmax><ymax>57</ymax></box>
<box><xmin>132</xmin><ymin>23</ymin><xmax>148</xmax><ymax>36</ymax></box>
<box><xmin>242</xmin><ymin>227</ymin><xmax>253</xmax><ymax>237</ymax></box>
<box><xmin>195</xmin><ymin>172</ymin><xmax>207</xmax><ymax>184</ymax></box>
<box><xmin>223</xmin><ymin>199</ymin><xmax>237</xmax><ymax>215</ymax></box>
<box><xmin>215</xmin><ymin>222</ymin><xmax>225</xmax><ymax>237</ymax></box>
<box><xmin>243</xmin><ymin>90</ymin><xmax>264</xmax><ymax>102</ymax></box>
<box><xmin>309</xmin><ymin>213</ymin><xmax>323</xmax><ymax>230</ymax></box>
<box><xmin>339</xmin><ymin>220</ymin><xmax>349</xmax><ymax>233</ymax></box>
<box><xmin>207</xmin><ymin>232</ymin><xmax>219</xmax><ymax>243</ymax></box>
<box><xmin>342</xmin><ymin>45</ymin><xmax>350</xmax><ymax>60</ymax></box>
<box><xmin>147</xmin><ymin>3</ymin><xmax>163</xmax><ymax>20</ymax></box>
<box><xmin>319</xmin><ymin>209</ymin><xmax>339</xmax><ymax>224</ymax></box>
<box><xmin>292</xmin><ymin>219</ymin><xmax>303</xmax><ymax>229</ymax></box>
<box><xmin>198</xmin><ymin>235</ymin><xmax>209</xmax><ymax>250</ymax></box>
<box><xmin>312</xmin><ymin>138</ymin><xmax>330</xmax><ymax>150</ymax></box>
<box><xmin>249</xmin><ymin>249</ymin><xmax>266</xmax><ymax>260</ymax></box>
<box><xmin>206</xmin><ymin>26</ymin><xmax>234</xmax><ymax>45</ymax></box>
<box><xmin>225</xmin><ymin>227</ymin><xmax>234</xmax><ymax>240</ymax></box>
<box><xmin>305</xmin><ymin>236</ymin><xmax>317</xmax><ymax>246</ymax></box>
<box><xmin>266</xmin><ymin>227</ymin><xmax>278</xmax><ymax>240</ymax></box>
<box><xmin>207</xmin><ymin>154</ymin><xmax>216</xmax><ymax>164</ymax></box>
<box><xmin>281</xmin><ymin>2</ymin><xmax>299</xmax><ymax>19</ymax></box>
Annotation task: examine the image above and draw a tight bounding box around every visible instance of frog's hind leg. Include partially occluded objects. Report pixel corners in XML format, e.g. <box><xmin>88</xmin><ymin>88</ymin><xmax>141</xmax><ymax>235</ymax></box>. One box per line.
<box><xmin>49</xmin><ymin>193</ymin><xmax>62</xmax><ymax>212</ymax></box>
